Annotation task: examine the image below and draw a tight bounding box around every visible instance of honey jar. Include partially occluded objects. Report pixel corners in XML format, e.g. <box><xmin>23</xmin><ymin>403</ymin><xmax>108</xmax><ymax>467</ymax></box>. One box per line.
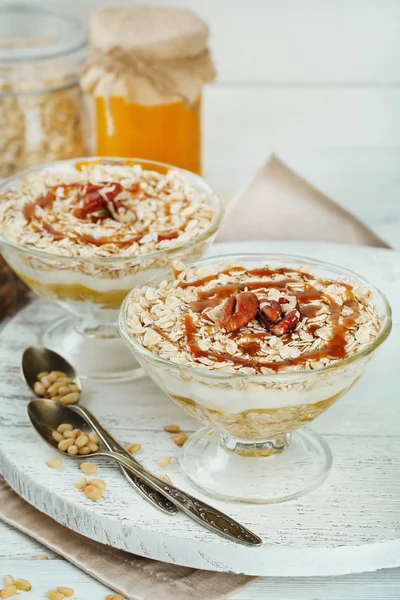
<box><xmin>81</xmin><ymin>5</ymin><xmax>216</xmax><ymax>174</ymax></box>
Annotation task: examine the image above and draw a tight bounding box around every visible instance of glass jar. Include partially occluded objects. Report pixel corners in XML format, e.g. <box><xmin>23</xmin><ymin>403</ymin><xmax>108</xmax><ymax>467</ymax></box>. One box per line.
<box><xmin>81</xmin><ymin>6</ymin><xmax>215</xmax><ymax>175</ymax></box>
<box><xmin>0</xmin><ymin>4</ymin><xmax>87</xmax><ymax>178</ymax></box>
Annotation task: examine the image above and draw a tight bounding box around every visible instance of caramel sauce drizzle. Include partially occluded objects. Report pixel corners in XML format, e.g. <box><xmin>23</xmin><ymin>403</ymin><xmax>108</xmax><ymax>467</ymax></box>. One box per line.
<box><xmin>182</xmin><ymin>268</ymin><xmax>362</xmax><ymax>372</ymax></box>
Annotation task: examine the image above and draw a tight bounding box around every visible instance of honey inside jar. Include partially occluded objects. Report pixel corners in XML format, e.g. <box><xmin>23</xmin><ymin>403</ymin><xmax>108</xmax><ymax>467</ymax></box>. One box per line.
<box><xmin>82</xmin><ymin>6</ymin><xmax>215</xmax><ymax>175</ymax></box>
<box><xmin>94</xmin><ymin>96</ymin><xmax>202</xmax><ymax>174</ymax></box>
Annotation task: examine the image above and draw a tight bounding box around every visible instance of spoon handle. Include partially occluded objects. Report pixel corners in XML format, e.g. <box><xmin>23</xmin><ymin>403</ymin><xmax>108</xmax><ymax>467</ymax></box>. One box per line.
<box><xmin>105</xmin><ymin>450</ymin><xmax>262</xmax><ymax>547</ymax></box>
<box><xmin>73</xmin><ymin>405</ymin><xmax>178</xmax><ymax>515</ymax></box>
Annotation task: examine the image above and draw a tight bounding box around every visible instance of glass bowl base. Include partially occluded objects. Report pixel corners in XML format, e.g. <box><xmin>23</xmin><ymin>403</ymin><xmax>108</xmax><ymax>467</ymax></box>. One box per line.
<box><xmin>180</xmin><ymin>426</ymin><xmax>333</xmax><ymax>504</ymax></box>
<box><xmin>39</xmin><ymin>315</ymin><xmax>145</xmax><ymax>381</ymax></box>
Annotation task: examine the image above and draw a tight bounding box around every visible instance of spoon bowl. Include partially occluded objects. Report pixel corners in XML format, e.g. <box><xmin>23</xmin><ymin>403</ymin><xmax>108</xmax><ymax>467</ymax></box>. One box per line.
<box><xmin>28</xmin><ymin>397</ymin><xmax>89</xmax><ymax>454</ymax></box>
<box><xmin>22</xmin><ymin>346</ymin><xmax>82</xmax><ymax>397</ymax></box>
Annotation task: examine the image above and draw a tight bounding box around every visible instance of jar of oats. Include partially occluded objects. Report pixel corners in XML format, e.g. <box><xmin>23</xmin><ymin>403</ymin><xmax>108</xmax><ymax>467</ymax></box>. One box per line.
<box><xmin>81</xmin><ymin>6</ymin><xmax>215</xmax><ymax>175</ymax></box>
<box><xmin>0</xmin><ymin>5</ymin><xmax>87</xmax><ymax>178</ymax></box>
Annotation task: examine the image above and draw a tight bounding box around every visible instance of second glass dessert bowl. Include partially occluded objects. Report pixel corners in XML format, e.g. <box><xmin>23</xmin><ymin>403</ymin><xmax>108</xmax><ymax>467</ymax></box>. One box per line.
<box><xmin>119</xmin><ymin>253</ymin><xmax>392</xmax><ymax>503</ymax></box>
<box><xmin>0</xmin><ymin>158</ymin><xmax>224</xmax><ymax>380</ymax></box>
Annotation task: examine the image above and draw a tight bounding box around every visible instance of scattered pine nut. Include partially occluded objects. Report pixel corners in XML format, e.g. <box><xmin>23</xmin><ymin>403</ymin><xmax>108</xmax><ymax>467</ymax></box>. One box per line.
<box><xmin>80</xmin><ymin>462</ymin><xmax>98</xmax><ymax>475</ymax></box>
<box><xmin>0</xmin><ymin>586</ymin><xmax>17</xmax><ymax>599</ymax></box>
<box><xmin>160</xmin><ymin>474</ymin><xmax>173</xmax><ymax>485</ymax></box>
<box><xmin>84</xmin><ymin>485</ymin><xmax>103</xmax><ymax>501</ymax></box>
<box><xmin>173</xmin><ymin>433</ymin><xmax>188</xmax><ymax>447</ymax></box>
<box><xmin>75</xmin><ymin>477</ymin><xmax>88</xmax><ymax>489</ymax></box>
<box><xmin>46</xmin><ymin>590</ymin><xmax>64</xmax><ymax>600</ymax></box>
<box><xmin>157</xmin><ymin>456</ymin><xmax>171</xmax><ymax>468</ymax></box>
<box><xmin>46</xmin><ymin>458</ymin><xmax>62</xmax><ymax>469</ymax></box>
<box><xmin>36</xmin><ymin>554</ymin><xmax>49</xmax><ymax>560</ymax></box>
<box><xmin>57</xmin><ymin>423</ymin><xmax>73</xmax><ymax>433</ymax></box>
<box><xmin>14</xmin><ymin>579</ymin><xmax>32</xmax><ymax>591</ymax></box>
<box><xmin>106</xmin><ymin>595</ymin><xmax>124</xmax><ymax>600</ymax></box>
<box><xmin>163</xmin><ymin>424</ymin><xmax>180</xmax><ymax>433</ymax></box>
<box><xmin>88</xmin><ymin>478</ymin><xmax>106</xmax><ymax>490</ymax></box>
<box><xmin>127</xmin><ymin>443</ymin><xmax>141</xmax><ymax>454</ymax></box>
<box><xmin>4</xmin><ymin>577</ymin><xmax>13</xmax><ymax>588</ymax></box>
<box><xmin>57</xmin><ymin>586</ymin><xmax>74</xmax><ymax>596</ymax></box>
<box><xmin>67</xmin><ymin>445</ymin><xmax>78</xmax><ymax>456</ymax></box>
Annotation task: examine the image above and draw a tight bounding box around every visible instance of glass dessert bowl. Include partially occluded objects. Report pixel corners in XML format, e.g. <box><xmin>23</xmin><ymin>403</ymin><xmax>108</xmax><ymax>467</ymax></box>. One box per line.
<box><xmin>119</xmin><ymin>253</ymin><xmax>392</xmax><ymax>503</ymax></box>
<box><xmin>0</xmin><ymin>158</ymin><xmax>224</xmax><ymax>380</ymax></box>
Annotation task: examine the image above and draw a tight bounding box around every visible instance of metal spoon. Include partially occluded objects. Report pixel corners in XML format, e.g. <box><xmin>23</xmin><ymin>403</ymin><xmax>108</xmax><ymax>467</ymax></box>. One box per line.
<box><xmin>21</xmin><ymin>346</ymin><xmax>178</xmax><ymax>515</ymax></box>
<box><xmin>28</xmin><ymin>399</ymin><xmax>262</xmax><ymax>546</ymax></box>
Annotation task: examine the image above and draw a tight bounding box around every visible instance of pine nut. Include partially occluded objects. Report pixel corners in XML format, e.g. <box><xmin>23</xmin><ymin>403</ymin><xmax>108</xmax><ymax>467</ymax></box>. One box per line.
<box><xmin>14</xmin><ymin>579</ymin><xmax>32</xmax><ymax>591</ymax></box>
<box><xmin>173</xmin><ymin>433</ymin><xmax>188</xmax><ymax>447</ymax></box>
<box><xmin>89</xmin><ymin>432</ymin><xmax>100</xmax><ymax>444</ymax></box>
<box><xmin>57</xmin><ymin>586</ymin><xmax>74</xmax><ymax>596</ymax></box>
<box><xmin>40</xmin><ymin>376</ymin><xmax>51</xmax><ymax>389</ymax></box>
<box><xmin>37</xmin><ymin>371</ymin><xmax>49</xmax><ymax>380</ymax></box>
<box><xmin>52</xmin><ymin>396</ymin><xmax>61</xmax><ymax>402</ymax></box>
<box><xmin>60</xmin><ymin>392</ymin><xmax>79</xmax><ymax>405</ymax></box>
<box><xmin>52</xmin><ymin>431</ymin><xmax>64</xmax><ymax>443</ymax></box>
<box><xmin>63</xmin><ymin>430</ymin><xmax>76</xmax><ymax>439</ymax></box>
<box><xmin>36</xmin><ymin>554</ymin><xmax>49</xmax><ymax>560</ymax></box>
<box><xmin>57</xmin><ymin>423</ymin><xmax>73</xmax><ymax>433</ymax></box>
<box><xmin>47</xmin><ymin>382</ymin><xmax>61</xmax><ymax>396</ymax></box>
<box><xmin>70</xmin><ymin>429</ymin><xmax>81</xmax><ymax>438</ymax></box>
<box><xmin>33</xmin><ymin>381</ymin><xmax>45</xmax><ymax>396</ymax></box>
<box><xmin>55</xmin><ymin>377</ymin><xmax>73</xmax><ymax>385</ymax></box>
<box><xmin>4</xmin><ymin>577</ymin><xmax>13</xmax><ymax>588</ymax></box>
<box><xmin>67</xmin><ymin>444</ymin><xmax>78</xmax><ymax>456</ymax></box>
<box><xmin>58</xmin><ymin>438</ymin><xmax>75</xmax><ymax>452</ymax></box>
<box><xmin>80</xmin><ymin>462</ymin><xmax>97</xmax><ymax>474</ymax></box>
<box><xmin>84</xmin><ymin>485</ymin><xmax>103</xmax><ymax>501</ymax></box>
<box><xmin>160</xmin><ymin>474</ymin><xmax>173</xmax><ymax>485</ymax></box>
<box><xmin>0</xmin><ymin>586</ymin><xmax>17</xmax><ymax>598</ymax></box>
<box><xmin>75</xmin><ymin>477</ymin><xmax>87</xmax><ymax>489</ymax></box>
<box><xmin>88</xmin><ymin>478</ymin><xmax>106</xmax><ymax>490</ymax></box>
<box><xmin>47</xmin><ymin>372</ymin><xmax>58</xmax><ymax>383</ymax></box>
<box><xmin>78</xmin><ymin>446</ymin><xmax>91</xmax><ymax>455</ymax></box>
<box><xmin>46</xmin><ymin>590</ymin><xmax>64</xmax><ymax>600</ymax></box>
<box><xmin>46</xmin><ymin>458</ymin><xmax>62</xmax><ymax>469</ymax></box>
<box><xmin>106</xmin><ymin>594</ymin><xmax>124</xmax><ymax>600</ymax></box>
<box><xmin>157</xmin><ymin>456</ymin><xmax>171</xmax><ymax>467</ymax></box>
<box><xmin>68</xmin><ymin>384</ymin><xmax>79</xmax><ymax>392</ymax></box>
<box><xmin>163</xmin><ymin>424</ymin><xmax>180</xmax><ymax>433</ymax></box>
<box><xmin>75</xmin><ymin>434</ymin><xmax>89</xmax><ymax>448</ymax></box>
<box><xmin>127</xmin><ymin>443</ymin><xmax>141</xmax><ymax>454</ymax></box>
<box><xmin>87</xmin><ymin>442</ymin><xmax>99</xmax><ymax>453</ymax></box>
<box><xmin>51</xmin><ymin>371</ymin><xmax>67</xmax><ymax>377</ymax></box>
<box><xmin>57</xmin><ymin>386</ymin><xmax>70</xmax><ymax>396</ymax></box>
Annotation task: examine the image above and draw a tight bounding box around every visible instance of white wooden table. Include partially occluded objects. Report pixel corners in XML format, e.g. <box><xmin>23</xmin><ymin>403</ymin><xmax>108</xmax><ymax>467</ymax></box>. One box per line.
<box><xmin>2</xmin><ymin>1</ymin><xmax>400</xmax><ymax>596</ymax></box>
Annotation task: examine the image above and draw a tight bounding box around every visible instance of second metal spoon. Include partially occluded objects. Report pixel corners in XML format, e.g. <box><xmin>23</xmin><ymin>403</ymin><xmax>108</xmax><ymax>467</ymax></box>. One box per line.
<box><xmin>28</xmin><ymin>399</ymin><xmax>262</xmax><ymax>547</ymax></box>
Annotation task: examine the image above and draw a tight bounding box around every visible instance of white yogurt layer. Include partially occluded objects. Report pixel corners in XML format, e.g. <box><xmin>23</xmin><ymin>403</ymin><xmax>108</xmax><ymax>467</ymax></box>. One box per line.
<box><xmin>157</xmin><ymin>367</ymin><xmax>360</xmax><ymax>412</ymax></box>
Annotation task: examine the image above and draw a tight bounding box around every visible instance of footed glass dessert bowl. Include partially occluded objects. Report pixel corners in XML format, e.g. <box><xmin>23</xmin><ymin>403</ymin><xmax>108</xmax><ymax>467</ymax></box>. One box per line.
<box><xmin>119</xmin><ymin>253</ymin><xmax>392</xmax><ymax>503</ymax></box>
<box><xmin>0</xmin><ymin>158</ymin><xmax>224</xmax><ymax>380</ymax></box>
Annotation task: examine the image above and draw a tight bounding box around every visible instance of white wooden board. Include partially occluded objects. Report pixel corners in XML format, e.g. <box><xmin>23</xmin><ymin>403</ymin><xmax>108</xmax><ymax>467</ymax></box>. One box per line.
<box><xmin>0</xmin><ymin>241</ymin><xmax>399</xmax><ymax>577</ymax></box>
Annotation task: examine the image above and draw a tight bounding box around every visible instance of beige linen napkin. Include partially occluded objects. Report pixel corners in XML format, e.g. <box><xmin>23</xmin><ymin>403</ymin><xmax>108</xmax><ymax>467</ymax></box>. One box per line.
<box><xmin>0</xmin><ymin>154</ymin><xmax>390</xmax><ymax>599</ymax></box>
<box><xmin>217</xmin><ymin>154</ymin><xmax>389</xmax><ymax>248</ymax></box>
<box><xmin>0</xmin><ymin>478</ymin><xmax>253</xmax><ymax>599</ymax></box>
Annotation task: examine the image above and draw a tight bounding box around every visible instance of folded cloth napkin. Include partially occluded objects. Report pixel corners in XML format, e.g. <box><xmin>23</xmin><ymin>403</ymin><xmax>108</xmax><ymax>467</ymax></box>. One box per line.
<box><xmin>217</xmin><ymin>154</ymin><xmax>389</xmax><ymax>248</ymax></box>
<box><xmin>0</xmin><ymin>154</ymin><xmax>390</xmax><ymax>599</ymax></box>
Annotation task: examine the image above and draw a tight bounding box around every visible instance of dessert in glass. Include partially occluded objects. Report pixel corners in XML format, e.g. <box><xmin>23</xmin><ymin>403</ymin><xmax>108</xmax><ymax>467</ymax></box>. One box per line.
<box><xmin>119</xmin><ymin>254</ymin><xmax>392</xmax><ymax>503</ymax></box>
<box><xmin>0</xmin><ymin>158</ymin><xmax>224</xmax><ymax>380</ymax></box>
